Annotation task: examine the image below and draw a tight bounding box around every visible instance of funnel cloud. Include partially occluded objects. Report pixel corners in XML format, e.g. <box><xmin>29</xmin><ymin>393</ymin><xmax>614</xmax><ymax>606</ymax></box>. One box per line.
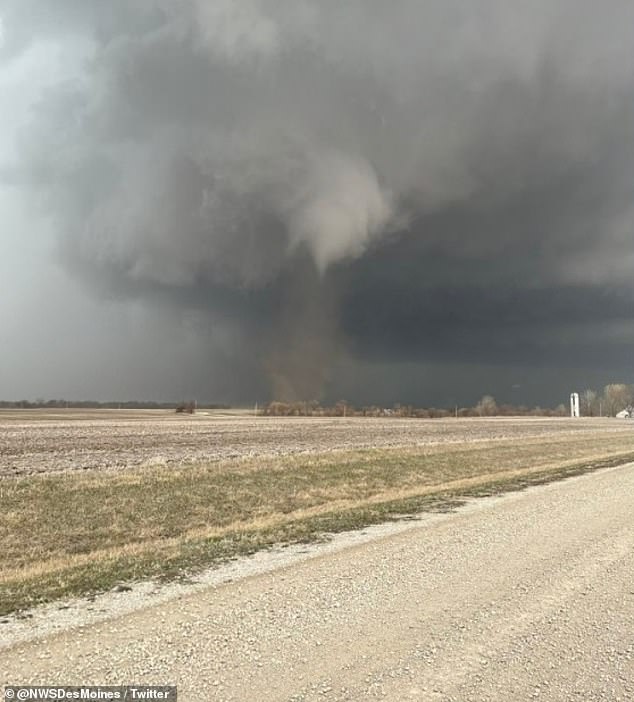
<box><xmin>1</xmin><ymin>1</ymin><xmax>634</xmax><ymax>405</ymax></box>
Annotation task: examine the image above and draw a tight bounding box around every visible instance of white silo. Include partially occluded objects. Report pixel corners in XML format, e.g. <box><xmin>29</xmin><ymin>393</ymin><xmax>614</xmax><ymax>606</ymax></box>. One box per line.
<box><xmin>570</xmin><ymin>392</ymin><xmax>580</xmax><ymax>418</ymax></box>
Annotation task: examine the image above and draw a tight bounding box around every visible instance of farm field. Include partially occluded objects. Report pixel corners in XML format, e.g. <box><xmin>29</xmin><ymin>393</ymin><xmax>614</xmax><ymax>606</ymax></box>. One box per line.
<box><xmin>1</xmin><ymin>409</ymin><xmax>631</xmax><ymax>477</ymax></box>
<box><xmin>1</xmin><ymin>411</ymin><xmax>634</xmax><ymax>614</ymax></box>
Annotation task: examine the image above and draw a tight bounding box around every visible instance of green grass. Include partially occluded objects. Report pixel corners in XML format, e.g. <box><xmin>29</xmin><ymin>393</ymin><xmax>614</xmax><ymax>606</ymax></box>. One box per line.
<box><xmin>1</xmin><ymin>431</ymin><xmax>633</xmax><ymax>616</ymax></box>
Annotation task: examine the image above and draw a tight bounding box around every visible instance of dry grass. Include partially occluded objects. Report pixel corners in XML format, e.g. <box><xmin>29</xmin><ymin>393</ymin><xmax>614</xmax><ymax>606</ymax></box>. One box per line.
<box><xmin>1</xmin><ymin>428</ymin><xmax>634</xmax><ymax>615</ymax></box>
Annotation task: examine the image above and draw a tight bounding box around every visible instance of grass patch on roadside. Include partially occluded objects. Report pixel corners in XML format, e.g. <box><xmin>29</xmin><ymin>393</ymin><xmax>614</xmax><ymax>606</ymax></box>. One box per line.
<box><xmin>1</xmin><ymin>431</ymin><xmax>633</xmax><ymax>616</ymax></box>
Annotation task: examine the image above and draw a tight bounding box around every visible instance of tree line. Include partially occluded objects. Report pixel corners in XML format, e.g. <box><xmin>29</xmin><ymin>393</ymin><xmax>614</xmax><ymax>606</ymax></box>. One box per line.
<box><xmin>262</xmin><ymin>398</ymin><xmax>568</xmax><ymax>418</ymax></box>
<box><xmin>262</xmin><ymin>384</ymin><xmax>634</xmax><ymax>418</ymax></box>
<box><xmin>0</xmin><ymin>399</ymin><xmax>229</xmax><ymax>410</ymax></box>
<box><xmin>578</xmin><ymin>384</ymin><xmax>634</xmax><ymax>417</ymax></box>
<box><xmin>3</xmin><ymin>384</ymin><xmax>632</xmax><ymax>417</ymax></box>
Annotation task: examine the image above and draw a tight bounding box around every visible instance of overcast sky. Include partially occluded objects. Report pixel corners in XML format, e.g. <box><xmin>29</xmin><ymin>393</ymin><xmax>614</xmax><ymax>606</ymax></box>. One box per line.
<box><xmin>1</xmin><ymin>1</ymin><xmax>633</xmax><ymax>407</ymax></box>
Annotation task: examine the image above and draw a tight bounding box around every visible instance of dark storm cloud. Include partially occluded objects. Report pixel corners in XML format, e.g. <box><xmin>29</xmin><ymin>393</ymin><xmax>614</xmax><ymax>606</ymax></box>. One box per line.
<box><xmin>3</xmin><ymin>0</ymin><xmax>634</xmax><ymax>401</ymax></box>
<box><xmin>341</xmin><ymin>279</ymin><xmax>634</xmax><ymax>366</ymax></box>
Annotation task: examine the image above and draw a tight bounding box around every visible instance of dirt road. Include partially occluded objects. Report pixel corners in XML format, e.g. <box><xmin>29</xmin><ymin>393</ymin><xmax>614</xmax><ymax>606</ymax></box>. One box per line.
<box><xmin>3</xmin><ymin>464</ymin><xmax>633</xmax><ymax>701</ymax></box>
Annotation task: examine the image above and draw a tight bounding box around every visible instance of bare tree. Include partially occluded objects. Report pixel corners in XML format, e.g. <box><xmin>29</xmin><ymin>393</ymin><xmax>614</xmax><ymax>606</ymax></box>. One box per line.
<box><xmin>581</xmin><ymin>389</ymin><xmax>597</xmax><ymax>417</ymax></box>
<box><xmin>602</xmin><ymin>384</ymin><xmax>633</xmax><ymax>417</ymax></box>
<box><xmin>475</xmin><ymin>395</ymin><xmax>498</xmax><ymax>417</ymax></box>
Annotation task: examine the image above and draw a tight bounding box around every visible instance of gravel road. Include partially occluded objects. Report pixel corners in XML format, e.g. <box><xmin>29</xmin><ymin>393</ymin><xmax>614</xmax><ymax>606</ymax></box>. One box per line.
<box><xmin>3</xmin><ymin>464</ymin><xmax>633</xmax><ymax>701</ymax></box>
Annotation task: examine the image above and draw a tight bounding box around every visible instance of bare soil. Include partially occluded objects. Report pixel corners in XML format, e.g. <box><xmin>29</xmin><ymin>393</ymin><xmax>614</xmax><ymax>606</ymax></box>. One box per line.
<box><xmin>1</xmin><ymin>411</ymin><xmax>629</xmax><ymax>478</ymax></box>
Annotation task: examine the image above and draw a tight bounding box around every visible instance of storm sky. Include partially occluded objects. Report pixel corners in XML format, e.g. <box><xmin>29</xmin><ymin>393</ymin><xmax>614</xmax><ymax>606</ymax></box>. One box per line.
<box><xmin>1</xmin><ymin>1</ymin><xmax>634</xmax><ymax>406</ymax></box>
